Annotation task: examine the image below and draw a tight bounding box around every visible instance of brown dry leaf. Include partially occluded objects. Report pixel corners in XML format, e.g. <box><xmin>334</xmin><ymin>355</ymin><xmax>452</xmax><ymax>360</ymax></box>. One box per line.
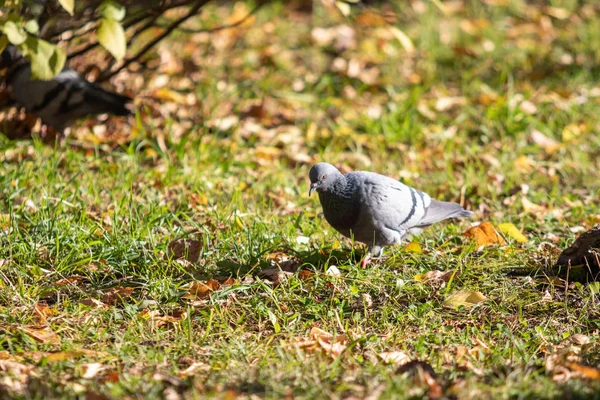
<box><xmin>463</xmin><ymin>222</ymin><xmax>505</xmax><ymax>246</ymax></box>
<box><xmin>309</xmin><ymin>327</ymin><xmax>349</xmax><ymax>359</ymax></box>
<box><xmin>378</xmin><ymin>351</ymin><xmax>411</xmax><ymax>366</ymax></box>
<box><xmin>56</xmin><ymin>275</ymin><xmax>87</xmax><ymax>287</ymax></box>
<box><xmin>80</xmin><ymin>298</ymin><xmax>109</xmax><ymax>309</ymax></box>
<box><xmin>19</xmin><ymin>325</ymin><xmax>61</xmax><ymax>344</ymax></box>
<box><xmin>33</xmin><ymin>303</ymin><xmax>56</xmax><ymax>324</ymax></box>
<box><xmin>184</xmin><ymin>279</ymin><xmax>220</xmax><ymax>299</ymax></box>
<box><xmin>167</xmin><ymin>238</ymin><xmax>203</xmax><ymax>263</ymax></box>
<box><xmin>258</xmin><ymin>268</ymin><xmax>293</xmax><ymax>285</ymax></box>
<box><xmin>298</xmin><ymin>270</ymin><xmax>313</xmax><ymax>280</ymax></box>
<box><xmin>396</xmin><ymin>360</ymin><xmax>443</xmax><ymax>399</ymax></box>
<box><xmin>101</xmin><ymin>286</ymin><xmax>134</xmax><ymax>305</ymax></box>
<box><xmin>444</xmin><ymin>290</ymin><xmax>487</xmax><ymax>309</ymax></box>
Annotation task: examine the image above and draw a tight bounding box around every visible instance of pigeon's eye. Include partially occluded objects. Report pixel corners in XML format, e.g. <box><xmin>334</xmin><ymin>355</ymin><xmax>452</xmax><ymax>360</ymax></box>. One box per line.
<box><xmin>321</xmin><ymin>174</ymin><xmax>327</xmax><ymax>179</ymax></box>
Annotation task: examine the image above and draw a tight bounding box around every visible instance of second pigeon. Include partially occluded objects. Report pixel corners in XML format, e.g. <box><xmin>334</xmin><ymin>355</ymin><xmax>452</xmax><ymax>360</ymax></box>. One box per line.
<box><xmin>309</xmin><ymin>162</ymin><xmax>473</xmax><ymax>268</ymax></box>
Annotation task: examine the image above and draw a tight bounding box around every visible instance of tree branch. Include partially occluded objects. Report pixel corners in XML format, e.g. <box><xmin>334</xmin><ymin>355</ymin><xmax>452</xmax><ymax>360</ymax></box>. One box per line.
<box><xmin>97</xmin><ymin>0</ymin><xmax>211</xmax><ymax>82</ymax></box>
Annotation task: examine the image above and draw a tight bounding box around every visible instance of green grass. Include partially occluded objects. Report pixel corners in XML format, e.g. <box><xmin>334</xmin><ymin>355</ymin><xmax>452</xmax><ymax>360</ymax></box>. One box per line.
<box><xmin>1</xmin><ymin>1</ymin><xmax>600</xmax><ymax>398</ymax></box>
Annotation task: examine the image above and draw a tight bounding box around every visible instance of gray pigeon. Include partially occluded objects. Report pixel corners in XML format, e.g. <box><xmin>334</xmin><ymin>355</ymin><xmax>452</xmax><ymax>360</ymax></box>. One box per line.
<box><xmin>2</xmin><ymin>46</ymin><xmax>132</xmax><ymax>132</ymax></box>
<box><xmin>309</xmin><ymin>162</ymin><xmax>473</xmax><ymax>268</ymax></box>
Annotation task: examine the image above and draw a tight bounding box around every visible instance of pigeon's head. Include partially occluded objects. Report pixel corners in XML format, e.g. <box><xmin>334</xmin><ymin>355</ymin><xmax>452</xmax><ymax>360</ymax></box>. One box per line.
<box><xmin>309</xmin><ymin>162</ymin><xmax>341</xmax><ymax>196</ymax></box>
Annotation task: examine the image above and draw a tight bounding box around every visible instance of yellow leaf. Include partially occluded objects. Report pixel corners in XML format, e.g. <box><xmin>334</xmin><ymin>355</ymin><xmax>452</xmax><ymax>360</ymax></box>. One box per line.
<box><xmin>498</xmin><ymin>223</ymin><xmax>527</xmax><ymax>243</ymax></box>
<box><xmin>463</xmin><ymin>222</ymin><xmax>505</xmax><ymax>246</ymax></box>
<box><xmin>19</xmin><ymin>325</ymin><xmax>60</xmax><ymax>344</ymax></box>
<box><xmin>405</xmin><ymin>242</ymin><xmax>423</xmax><ymax>253</ymax></box>
<box><xmin>444</xmin><ymin>290</ymin><xmax>486</xmax><ymax>309</ymax></box>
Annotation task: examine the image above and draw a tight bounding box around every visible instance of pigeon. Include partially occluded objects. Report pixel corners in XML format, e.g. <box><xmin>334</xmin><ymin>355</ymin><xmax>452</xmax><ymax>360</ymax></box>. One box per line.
<box><xmin>2</xmin><ymin>46</ymin><xmax>132</xmax><ymax>132</ymax></box>
<box><xmin>309</xmin><ymin>162</ymin><xmax>473</xmax><ymax>268</ymax></box>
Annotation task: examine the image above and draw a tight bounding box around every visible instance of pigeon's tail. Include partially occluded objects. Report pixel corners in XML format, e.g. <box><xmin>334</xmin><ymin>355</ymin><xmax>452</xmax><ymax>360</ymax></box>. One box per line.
<box><xmin>84</xmin><ymin>85</ymin><xmax>133</xmax><ymax>116</ymax></box>
<box><xmin>416</xmin><ymin>199</ymin><xmax>473</xmax><ymax>228</ymax></box>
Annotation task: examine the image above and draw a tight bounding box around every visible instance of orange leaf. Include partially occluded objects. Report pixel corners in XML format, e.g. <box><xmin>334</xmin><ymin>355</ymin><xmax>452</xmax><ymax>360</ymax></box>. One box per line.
<box><xmin>463</xmin><ymin>222</ymin><xmax>505</xmax><ymax>246</ymax></box>
<box><xmin>566</xmin><ymin>362</ymin><xmax>600</xmax><ymax>380</ymax></box>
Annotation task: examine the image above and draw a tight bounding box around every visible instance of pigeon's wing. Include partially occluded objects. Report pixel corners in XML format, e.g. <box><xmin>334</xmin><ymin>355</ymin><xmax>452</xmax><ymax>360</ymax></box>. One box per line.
<box><xmin>415</xmin><ymin>199</ymin><xmax>473</xmax><ymax>228</ymax></box>
<box><xmin>352</xmin><ymin>172</ymin><xmax>431</xmax><ymax>233</ymax></box>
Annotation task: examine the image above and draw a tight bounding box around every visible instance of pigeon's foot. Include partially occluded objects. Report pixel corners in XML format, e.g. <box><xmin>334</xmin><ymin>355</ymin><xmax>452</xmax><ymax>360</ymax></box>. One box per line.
<box><xmin>360</xmin><ymin>254</ymin><xmax>372</xmax><ymax>269</ymax></box>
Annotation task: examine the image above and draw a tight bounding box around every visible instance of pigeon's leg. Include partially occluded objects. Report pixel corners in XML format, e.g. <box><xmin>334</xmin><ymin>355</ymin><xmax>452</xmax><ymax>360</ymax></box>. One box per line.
<box><xmin>360</xmin><ymin>246</ymin><xmax>383</xmax><ymax>268</ymax></box>
<box><xmin>360</xmin><ymin>254</ymin><xmax>372</xmax><ymax>269</ymax></box>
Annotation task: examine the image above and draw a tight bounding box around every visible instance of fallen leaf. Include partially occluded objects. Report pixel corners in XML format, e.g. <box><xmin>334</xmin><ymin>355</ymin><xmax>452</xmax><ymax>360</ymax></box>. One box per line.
<box><xmin>258</xmin><ymin>268</ymin><xmax>293</xmax><ymax>285</ymax></box>
<box><xmin>444</xmin><ymin>290</ymin><xmax>487</xmax><ymax>309</ymax></box>
<box><xmin>565</xmin><ymin>362</ymin><xmax>600</xmax><ymax>380</ymax></box>
<box><xmin>463</xmin><ymin>222</ymin><xmax>505</xmax><ymax>246</ymax></box>
<box><xmin>19</xmin><ymin>325</ymin><xmax>60</xmax><ymax>344</ymax></box>
<box><xmin>56</xmin><ymin>275</ymin><xmax>87</xmax><ymax>286</ymax></box>
<box><xmin>521</xmin><ymin>197</ymin><xmax>547</xmax><ymax>214</ymax></box>
<box><xmin>396</xmin><ymin>360</ymin><xmax>443</xmax><ymax>399</ymax></box>
<box><xmin>167</xmin><ymin>238</ymin><xmax>203</xmax><ymax>263</ymax></box>
<box><xmin>498</xmin><ymin>223</ymin><xmax>527</xmax><ymax>243</ymax></box>
<box><xmin>309</xmin><ymin>327</ymin><xmax>349</xmax><ymax>359</ymax></box>
<box><xmin>405</xmin><ymin>242</ymin><xmax>423</xmax><ymax>253</ymax></box>
<box><xmin>82</xmin><ymin>363</ymin><xmax>104</xmax><ymax>379</ymax></box>
<box><xmin>415</xmin><ymin>270</ymin><xmax>457</xmax><ymax>285</ymax></box>
<box><xmin>178</xmin><ymin>362</ymin><xmax>210</xmax><ymax>377</ymax></box>
<box><xmin>33</xmin><ymin>303</ymin><xmax>56</xmax><ymax>324</ymax></box>
<box><xmin>184</xmin><ymin>279</ymin><xmax>220</xmax><ymax>299</ymax></box>
<box><xmin>101</xmin><ymin>286</ymin><xmax>134</xmax><ymax>305</ymax></box>
<box><xmin>298</xmin><ymin>270</ymin><xmax>313</xmax><ymax>280</ymax></box>
<box><xmin>379</xmin><ymin>351</ymin><xmax>411</xmax><ymax>366</ymax></box>
<box><xmin>21</xmin><ymin>349</ymin><xmax>107</xmax><ymax>362</ymax></box>
<box><xmin>531</xmin><ymin>129</ymin><xmax>560</xmax><ymax>153</ymax></box>
<box><xmin>80</xmin><ymin>298</ymin><xmax>109</xmax><ymax>309</ymax></box>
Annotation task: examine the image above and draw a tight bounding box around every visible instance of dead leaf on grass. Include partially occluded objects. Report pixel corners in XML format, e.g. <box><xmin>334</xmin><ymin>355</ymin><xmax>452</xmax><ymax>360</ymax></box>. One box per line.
<box><xmin>21</xmin><ymin>349</ymin><xmax>108</xmax><ymax>363</ymax></box>
<box><xmin>33</xmin><ymin>303</ymin><xmax>56</xmax><ymax>324</ymax></box>
<box><xmin>415</xmin><ymin>270</ymin><xmax>458</xmax><ymax>285</ymax></box>
<box><xmin>101</xmin><ymin>286</ymin><xmax>134</xmax><ymax>305</ymax></box>
<box><xmin>463</xmin><ymin>222</ymin><xmax>505</xmax><ymax>246</ymax></box>
<box><xmin>167</xmin><ymin>238</ymin><xmax>203</xmax><ymax>263</ymax></box>
<box><xmin>396</xmin><ymin>360</ymin><xmax>443</xmax><ymax>399</ymax></box>
<box><xmin>178</xmin><ymin>362</ymin><xmax>210</xmax><ymax>378</ymax></box>
<box><xmin>18</xmin><ymin>325</ymin><xmax>60</xmax><ymax>344</ymax></box>
<box><xmin>378</xmin><ymin>351</ymin><xmax>411</xmax><ymax>366</ymax></box>
<box><xmin>80</xmin><ymin>298</ymin><xmax>109</xmax><ymax>309</ymax></box>
<box><xmin>184</xmin><ymin>279</ymin><xmax>220</xmax><ymax>299</ymax></box>
<box><xmin>405</xmin><ymin>242</ymin><xmax>423</xmax><ymax>253</ymax></box>
<box><xmin>309</xmin><ymin>327</ymin><xmax>349</xmax><ymax>359</ymax></box>
<box><xmin>82</xmin><ymin>363</ymin><xmax>104</xmax><ymax>379</ymax></box>
<box><xmin>498</xmin><ymin>223</ymin><xmax>528</xmax><ymax>243</ymax></box>
<box><xmin>444</xmin><ymin>290</ymin><xmax>487</xmax><ymax>309</ymax></box>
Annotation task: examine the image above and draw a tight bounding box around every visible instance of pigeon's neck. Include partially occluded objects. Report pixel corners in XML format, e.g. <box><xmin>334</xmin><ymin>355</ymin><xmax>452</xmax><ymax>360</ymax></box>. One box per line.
<box><xmin>318</xmin><ymin>175</ymin><xmax>359</xmax><ymax>231</ymax></box>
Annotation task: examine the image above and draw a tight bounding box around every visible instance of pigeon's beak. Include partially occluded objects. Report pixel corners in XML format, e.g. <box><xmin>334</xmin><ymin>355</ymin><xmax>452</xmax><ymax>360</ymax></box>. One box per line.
<box><xmin>309</xmin><ymin>183</ymin><xmax>318</xmax><ymax>197</ymax></box>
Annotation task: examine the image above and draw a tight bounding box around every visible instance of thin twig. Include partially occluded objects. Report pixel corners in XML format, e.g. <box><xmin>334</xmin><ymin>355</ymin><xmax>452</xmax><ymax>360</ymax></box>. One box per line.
<box><xmin>157</xmin><ymin>1</ymin><xmax>268</xmax><ymax>34</ymax></box>
<box><xmin>98</xmin><ymin>0</ymin><xmax>211</xmax><ymax>82</ymax></box>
